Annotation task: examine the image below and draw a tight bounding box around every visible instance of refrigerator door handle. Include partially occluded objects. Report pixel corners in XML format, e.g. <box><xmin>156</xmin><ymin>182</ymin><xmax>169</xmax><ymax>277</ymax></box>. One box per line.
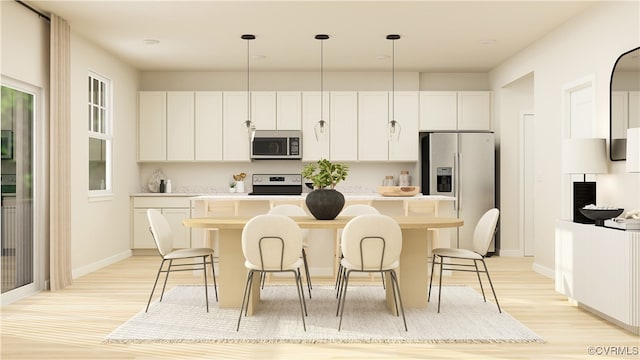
<box><xmin>458</xmin><ymin>152</ymin><xmax>462</xmax><ymax>211</ymax></box>
<box><xmin>454</xmin><ymin>152</ymin><xmax>459</xmax><ymax>211</ymax></box>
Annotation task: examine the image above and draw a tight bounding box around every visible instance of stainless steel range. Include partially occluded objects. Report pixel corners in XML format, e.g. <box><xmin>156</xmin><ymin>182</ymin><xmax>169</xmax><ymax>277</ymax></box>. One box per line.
<box><xmin>249</xmin><ymin>174</ymin><xmax>302</xmax><ymax>195</ymax></box>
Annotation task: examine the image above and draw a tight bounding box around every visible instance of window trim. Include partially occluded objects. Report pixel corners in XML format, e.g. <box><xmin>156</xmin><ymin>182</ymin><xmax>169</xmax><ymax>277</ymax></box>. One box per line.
<box><xmin>87</xmin><ymin>71</ymin><xmax>113</xmax><ymax>197</ymax></box>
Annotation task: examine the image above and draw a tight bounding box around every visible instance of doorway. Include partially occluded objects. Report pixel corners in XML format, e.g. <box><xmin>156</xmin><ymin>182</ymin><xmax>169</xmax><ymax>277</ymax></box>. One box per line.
<box><xmin>1</xmin><ymin>79</ymin><xmax>43</xmax><ymax>304</ymax></box>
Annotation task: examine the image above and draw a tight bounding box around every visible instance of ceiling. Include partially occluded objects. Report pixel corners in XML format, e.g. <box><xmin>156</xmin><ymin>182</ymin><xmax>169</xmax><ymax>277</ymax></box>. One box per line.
<box><xmin>26</xmin><ymin>0</ymin><xmax>598</xmax><ymax>73</ymax></box>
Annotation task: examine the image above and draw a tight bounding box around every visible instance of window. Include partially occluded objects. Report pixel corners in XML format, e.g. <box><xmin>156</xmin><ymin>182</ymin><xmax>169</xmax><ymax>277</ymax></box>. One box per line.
<box><xmin>88</xmin><ymin>72</ymin><xmax>112</xmax><ymax>194</ymax></box>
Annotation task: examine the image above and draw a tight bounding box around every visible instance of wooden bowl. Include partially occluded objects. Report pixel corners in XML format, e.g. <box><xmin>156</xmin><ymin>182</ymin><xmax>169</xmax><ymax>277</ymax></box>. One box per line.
<box><xmin>376</xmin><ymin>186</ymin><xmax>420</xmax><ymax>197</ymax></box>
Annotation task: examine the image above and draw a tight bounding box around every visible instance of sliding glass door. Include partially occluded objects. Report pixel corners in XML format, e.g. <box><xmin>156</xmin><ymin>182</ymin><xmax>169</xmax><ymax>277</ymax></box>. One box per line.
<box><xmin>1</xmin><ymin>83</ymin><xmax>36</xmax><ymax>296</ymax></box>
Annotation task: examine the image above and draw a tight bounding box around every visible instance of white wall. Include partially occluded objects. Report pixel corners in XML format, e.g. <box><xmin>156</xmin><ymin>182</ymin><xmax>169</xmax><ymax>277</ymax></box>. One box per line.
<box><xmin>69</xmin><ymin>32</ymin><xmax>140</xmax><ymax>275</ymax></box>
<box><xmin>489</xmin><ymin>1</ymin><xmax>640</xmax><ymax>274</ymax></box>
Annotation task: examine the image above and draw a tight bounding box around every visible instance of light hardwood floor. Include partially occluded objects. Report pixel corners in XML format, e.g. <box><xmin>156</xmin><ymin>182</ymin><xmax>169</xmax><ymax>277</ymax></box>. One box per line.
<box><xmin>1</xmin><ymin>255</ymin><xmax>638</xmax><ymax>359</ymax></box>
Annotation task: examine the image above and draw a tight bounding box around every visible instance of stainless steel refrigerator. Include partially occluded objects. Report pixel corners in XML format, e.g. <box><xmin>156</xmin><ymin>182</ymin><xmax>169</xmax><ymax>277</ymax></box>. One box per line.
<box><xmin>420</xmin><ymin>131</ymin><xmax>497</xmax><ymax>252</ymax></box>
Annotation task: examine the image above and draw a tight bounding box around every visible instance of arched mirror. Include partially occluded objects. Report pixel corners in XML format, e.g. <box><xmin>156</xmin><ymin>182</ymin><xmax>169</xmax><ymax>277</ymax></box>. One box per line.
<box><xmin>610</xmin><ymin>47</ymin><xmax>640</xmax><ymax>161</ymax></box>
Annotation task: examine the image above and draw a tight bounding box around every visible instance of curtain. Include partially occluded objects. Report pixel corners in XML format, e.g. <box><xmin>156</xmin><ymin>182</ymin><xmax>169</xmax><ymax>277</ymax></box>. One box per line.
<box><xmin>49</xmin><ymin>14</ymin><xmax>72</xmax><ymax>290</ymax></box>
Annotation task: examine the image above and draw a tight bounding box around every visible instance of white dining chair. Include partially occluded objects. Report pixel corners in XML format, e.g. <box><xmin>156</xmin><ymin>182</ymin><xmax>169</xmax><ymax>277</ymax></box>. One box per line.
<box><xmin>146</xmin><ymin>209</ymin><xmax>217</xmax><ymax>312</ymax></box>
<box><xmin>428</xmin><ymin>208</ymin><xmax>501</xmax><ymax>313</ymax></box>
<box><xmin>267</xmin><ymin>204</ymin><xmax>312</xmax><ymax>298</ymax></box>
<box><xmin>337</xmin><ymin>214</ymin><xmax>407</xmax><ymax>331</ymax></box>
<box><xmin>237</xmin><ymin>214</ymin><xmax>307</xmax><ymax>331</ymax></box>
<box><xmin>335</xmin><ymin>204</ymin><xmax>382</xmax><ymax>295</ymax></box>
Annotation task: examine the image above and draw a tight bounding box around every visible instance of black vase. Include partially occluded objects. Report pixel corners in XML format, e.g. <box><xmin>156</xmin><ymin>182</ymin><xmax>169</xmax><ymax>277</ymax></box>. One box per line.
<box><xmin>305</xmin><ymin>189</ymin><xmax>345</xmax><ymax>220</ymax></box>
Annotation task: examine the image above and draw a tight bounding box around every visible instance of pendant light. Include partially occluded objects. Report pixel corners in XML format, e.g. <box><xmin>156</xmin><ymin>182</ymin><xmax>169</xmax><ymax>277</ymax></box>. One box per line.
<box><xmin>241</xmin><ymin>34</ymin><xmax>256</xmax><ymax>140</ymax></box>
<box><xmin>314</xmin><ymin>34</ymin><xmax>330</xmax><ymax>142</ymax></box>
<box><xmin>386</xmin><ymin>34</ymin><xmax>401</xmax><ymax>142</ymax></box>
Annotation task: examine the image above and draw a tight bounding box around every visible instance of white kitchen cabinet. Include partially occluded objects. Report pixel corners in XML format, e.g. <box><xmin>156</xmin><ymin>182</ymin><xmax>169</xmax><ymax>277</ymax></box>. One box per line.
<box><xmin>276</xmin><ymin>91</ymin><xmax>302</xmax><ymax>130</ymax></box>
<box><xmin>131</xmin><ymin>196</ymin><xmax>192</xmax><ymax>249</ymax></box>
<box><xmin>419</xmin><ymin>91</ymin><xmax>491</xmax><ymax>131</ymax></box>
<box><xmin>389</xmin><ymin>91</ymin><xmax>419</xmax><ymax>161</ymax></box>
<box><xmin>419</xmin><ymin>91</ymin><xmax>457</xmax><ymax>131</ymax></box>
<box><xmin>555</xmin><ymin>220</ymin><xmax>640</xmax><ymax>334</ymax></box>
<box><xmin>166</xmin><ymin>91</ymin><xmax>195</xmax><ymax>161</ymax></box>
<box><xmin>458</xmin><ymin>91</ymin><xmax>491</xmax><ymax>130</ymax></box>
<box><xmin>330</xmin><ymin>91</ymin><xmax>358</xmax><ymax>161</ymax></box>
<box><xmin>358</xmin><ymin>92</ymin><xmax>389</xmax><ymax>161</ymax></box>
<box><xmin>138</xmin><ymin>91</ymin><xmax>167</xmax><ymax>161</ymax></box>
<box><xmin>251</xmin><ymin>91</ymin><xmax>277</xmax><ymax>130</ymax></box>
<box><xmin>195</xmin><ymin>91</ymin><xmax>223</xmax><ymax>161</ymax></box>
<box><xmin>222</xmin><ymin>92</ymin><xmax>251</xmax><ymax>161</ymax></box>
<box><xmin>302</xmin><ymin>91</ymin><xmax>330</xmax><ymax>161</ymax></box>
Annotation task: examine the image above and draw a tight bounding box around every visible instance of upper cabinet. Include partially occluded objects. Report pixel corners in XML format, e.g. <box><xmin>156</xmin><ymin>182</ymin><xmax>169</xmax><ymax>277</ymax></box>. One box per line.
<box><xmin>276</xmin><ymin>91</ymin><xmax>302</xmax><ymax>130</ymax></box>
<box><xmin>419</xmin><ymin>91</ymin><xmax>491</xmax><ymax>131</ymax></box>
<box><xmin>195</xmin><ymin>91</ymin><xmax>223</xmax><ymax>161</ymax></box>
<box><xmin>357</xmin><ymin>91</ymin><xmax>419</xmax><ymax>161</ymax></box>
<box><xmin>138</xmin><ymin>91</ymin><xmax>167</xmax><ymax>161</ymax></box>
<box><xmin>330</xmin><ymin>91</ymin><xmax>359</xmax><ymax>161</ymax></box>
<box><xmin>251</xmin><ymin>91</ymin><xmax>277</xmax><ymax>130</ymax></box>
<box><xmin>166</xmin><ymin>91</ymin><xmax>195</xmax><ymax>161</ymax></box>
<box><xmin>358</xmin><ymin>92</ymin><xmax>389</xmax><ymax>161</ymax></box>
<box><xmin>222</xmin><ymin>92</ymin><xmax>251</xmax><ymax>161</ymax></box>
<box><xmin>138</xmin><ymin>89</ymin><xmax>484</xmax><ymax>163</ymax></box>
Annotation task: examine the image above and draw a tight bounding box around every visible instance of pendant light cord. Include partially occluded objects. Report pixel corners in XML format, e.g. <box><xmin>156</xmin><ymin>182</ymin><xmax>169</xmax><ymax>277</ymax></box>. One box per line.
<box><xmin>247</xmin><ymin>38</ymin><xmax>251</xmax><ymax>122</ymax></box>
<box><xmin>391</xmin><ymin>38</ymin><xmax>395</xmax><ymax>122</ymax></box>
<box><xmin>320</xmin><ymin>38</ymin><xmax>324</xmax><ymax>121</ymax></box>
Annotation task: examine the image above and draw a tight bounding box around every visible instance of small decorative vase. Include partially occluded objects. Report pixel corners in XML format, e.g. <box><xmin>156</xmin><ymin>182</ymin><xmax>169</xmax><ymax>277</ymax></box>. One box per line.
<box><xmin>305</xmin><ymin>189</ymin><xmax>345</xmax><ymax>220</ymax></box>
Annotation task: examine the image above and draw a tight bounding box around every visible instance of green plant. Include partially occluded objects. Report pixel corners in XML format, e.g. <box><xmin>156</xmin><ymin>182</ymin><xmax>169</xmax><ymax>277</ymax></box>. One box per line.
<box><xmin>301</xmin><ymin>158</ymin><xmax>349</xmax><ymax>189</ymax></box>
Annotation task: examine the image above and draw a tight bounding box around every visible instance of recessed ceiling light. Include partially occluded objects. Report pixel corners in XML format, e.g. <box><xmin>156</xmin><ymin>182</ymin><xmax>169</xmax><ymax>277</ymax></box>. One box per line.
<box><xmin>479</xmin><ymin>39</ymin><xmax>496</xmax><ymax>46</ymax></box>
<box><xmin>143</xmin><ymin>39</ymin><xmax>160</xmax><ymax>45</ymax></box>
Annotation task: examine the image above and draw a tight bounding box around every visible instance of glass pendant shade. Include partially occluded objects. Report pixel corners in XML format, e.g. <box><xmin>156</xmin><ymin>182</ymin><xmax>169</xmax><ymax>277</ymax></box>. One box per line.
<box><xmin>314</xmin><ymin>119</ymin><xmax>328</xmax><ymax>142</ymax></box>
<box><xmin>387</xmin><ymin>119</ymin><xmax>401</xmax><ymax>142</ymax></box>
<box><xmin>241</xmin><ymin>119</ymin><xmax>256</xmax><ymax>140</ymax></box>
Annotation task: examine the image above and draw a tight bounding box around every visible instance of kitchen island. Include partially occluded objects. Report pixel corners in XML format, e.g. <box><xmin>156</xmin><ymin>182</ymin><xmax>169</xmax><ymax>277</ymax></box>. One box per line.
<box><xmin>188</xmin><ymin>193</ymin><xmax>456</xmax><ymax>279</ymax></box>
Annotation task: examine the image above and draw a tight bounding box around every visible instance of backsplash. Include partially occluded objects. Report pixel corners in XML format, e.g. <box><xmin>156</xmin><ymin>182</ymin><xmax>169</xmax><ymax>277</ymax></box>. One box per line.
<box><xmin>137</xmin><ymin>161</ymin><xmax>420</xmax><ymax>194</ymax></box>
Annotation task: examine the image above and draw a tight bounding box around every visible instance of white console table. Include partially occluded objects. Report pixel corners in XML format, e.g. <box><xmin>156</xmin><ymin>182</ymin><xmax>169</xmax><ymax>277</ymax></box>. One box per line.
<box><xmin>555</xmin><ymin>220</ymin><xmax>640</xmax><ymax>335</ymax></box>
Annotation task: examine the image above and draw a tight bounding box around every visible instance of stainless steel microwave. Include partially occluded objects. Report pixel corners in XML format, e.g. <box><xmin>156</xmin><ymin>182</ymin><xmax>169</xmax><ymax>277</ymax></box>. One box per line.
<box><xmin>250</xmin><ymin>130</ymin><xmax>302</xmax><ymax>160</ymax></box>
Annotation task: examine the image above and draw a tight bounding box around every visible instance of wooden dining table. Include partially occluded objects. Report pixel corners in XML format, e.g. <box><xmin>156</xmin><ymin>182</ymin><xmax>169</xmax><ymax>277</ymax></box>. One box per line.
<box><xmin>183</xmin><ymin>215</ymin><xmax>463</xmax><ymax>314</ymax></box>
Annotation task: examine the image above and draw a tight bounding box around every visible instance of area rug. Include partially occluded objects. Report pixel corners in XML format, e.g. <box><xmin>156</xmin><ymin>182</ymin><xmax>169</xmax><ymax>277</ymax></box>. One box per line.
<box><xmin>105</xmin><ymin>285</ymin><xmax>543</xmax><ymax>344</ymax></box>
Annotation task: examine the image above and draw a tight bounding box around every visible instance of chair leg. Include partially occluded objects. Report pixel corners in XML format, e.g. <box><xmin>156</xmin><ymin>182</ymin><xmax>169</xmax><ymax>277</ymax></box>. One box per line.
<box><xmin>390</xmin><ymin>270</ymin><xmax>408</xmax><ymax>331</ymax></box>
<box><xmin>202</xmin><ymin>256</ymin><xmax>209</xmax><ymax>312</ymax></box>
<box><xmin>428</xmin><ymin>254</ymin><xmax>436</xmax><ymax>302</ymax></box>
<box><xmin>302</xmin><ymin>248</ymin><xmax>312</xmax><ymax>298</ymax></box>
<box><xmin>236</xmin><ymin>270</ymin><xmax>255</xmax><ymax>331</ymax></box>
<box><xmin>210</xmin><ymin>254</ymin><xmax>218</xmax><ymax>302</ymax></box>
<box><xmin>437</xmin><ymin>255</ymin><xmax>444</xmax><ymax>313</ymax></box>
<box><xmin>473</xmin><ymin>259</ymin><xmax>487</xmax><ymax>302</ymax></box>
<box><xmin>145</xmin><ymin>259</ymin><xmax>167</xmax><ymax>312</ymax></box>
<box><xmin>293</xmin><ymin>269</ymin><xmax>307</xmax><ymax>331</ymax></box>
<box><xmin>380</xmin><ymin>271</ymin><xmax>386</xmax><ymax>289</ymax></box>
<box><xmin>481</xmin><ymin>259</ymin><xmax>502</xmax><ymax>313</ymax></box>
<box><xmin>338</xmin><ymin>270</ymin><xmax>351</xmax><ymax>331</ymax></box>
<box><xmin>159</xmin><ymin>259</ymin><xmax>173</xmax><ymax>302</ymax></box>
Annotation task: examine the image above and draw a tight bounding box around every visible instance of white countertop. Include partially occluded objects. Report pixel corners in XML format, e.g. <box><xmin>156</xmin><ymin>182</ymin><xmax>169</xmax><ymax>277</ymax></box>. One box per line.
<box><xmin>187</xmin><ymin>193</ymin><xmax>455</xmax><ymax>201</ymax></box>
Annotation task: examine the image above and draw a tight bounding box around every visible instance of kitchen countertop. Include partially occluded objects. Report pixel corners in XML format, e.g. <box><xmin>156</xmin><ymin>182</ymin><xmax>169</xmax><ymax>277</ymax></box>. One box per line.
<box><xmin>188</xmin><ymin>193</ymin><xmax>456</xmax><ymax>201</ymax></box>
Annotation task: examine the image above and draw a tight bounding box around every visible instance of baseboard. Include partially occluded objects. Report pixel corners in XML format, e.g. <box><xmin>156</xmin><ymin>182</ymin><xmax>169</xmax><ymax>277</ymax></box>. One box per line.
<box><xmin>72</xmin><ymin>250</ymin><xmax>132</xmax><ymax>279</ymax></box>
<box><xmin>498</xmin><ymin>249</ymin><xmax>523</xmax><ymax>257</ymax></box>
<box><xmin>532</xmin><ymin>262</ymin><xmax>554</xmax><ymax>279</ymax></box>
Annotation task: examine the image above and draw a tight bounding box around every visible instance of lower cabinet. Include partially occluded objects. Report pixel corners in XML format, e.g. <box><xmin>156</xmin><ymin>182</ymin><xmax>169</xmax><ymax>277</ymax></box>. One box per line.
<box><xmin>555</xmin><ymin>220</ymin><xmax>640</xmax><ymax>334</ymax></box>
<box><xmin>132</xmin><ymin>196</ymin><xmax>192</xmax><ymax>249</ymax></box>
